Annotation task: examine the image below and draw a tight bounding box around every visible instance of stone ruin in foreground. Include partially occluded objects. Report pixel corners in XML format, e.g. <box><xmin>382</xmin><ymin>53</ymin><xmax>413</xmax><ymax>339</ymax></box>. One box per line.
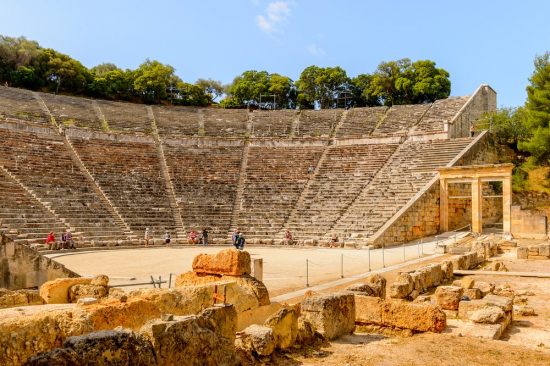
<box><xmin>0</xmin><ymin>236</ymin><xmax>538</xmax><ymax>365</ymax></box>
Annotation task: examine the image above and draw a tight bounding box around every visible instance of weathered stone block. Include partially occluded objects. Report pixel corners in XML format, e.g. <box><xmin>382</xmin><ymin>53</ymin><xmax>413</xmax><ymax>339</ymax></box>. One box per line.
<box><xmin>354</xmin><ymin>294</ymin><xmax>383</xmax><ymax>324</ymax></box>
<box><xmin>0</xmin><ymin>289</ymin><xmax>44</xmax><ymax>309</ymax></box>
<box><xmin>301</xmin><ymin>293</ymin><xmax>355</xmax><ymax>340</ymax></box>
<box><xmin>23</xmin><ymin>348</ymin><xmax>80</xmax><ymax>366</ymax></box>
<box><xmin>90</xmin><ymin>275</ymin><xmax>109</xmax><ymax>286</ymax></box>
<box><xmin>464</xmin><ymin>288</ymin><xmax>483</xmax><ymax>300</ymax></box>
<box><xmin>380</xmin><ymin>300</ymin><xmax>446</xmax><ymax>333</ymax></box>
<box><xmin>63</xmin><ymin>329</ymin><xmax>157</xmax><ymax>366</ymax></box>
<box><xmin>235</xmin><ymin>324</ymin><xmax>276</xmax><ymax>356</ymax></box>
<box><xmin>192</xmin><ymin>249</ymin><xmax>251</xmax><ymax>276</ymax></box>
<box><xmin>39</xmin><ymin>278</ymin><xmax>92</xmax><ymax>304</ymax></box>
<box><xmin>264</xmin><ymin>307</ymin><xmax>298</xmax><ymax>349</ymax></box>
<box><xmin>140</xmin><ymin>308</ymin><xmax>239</xmax><ymax>366</ymax></box>
<box><xmin>346</xmin><ymin>274</ymin><xmax>386</xmax><ymax>299</ymax></box>
<box><xmin>389</xmin><ymin>273</ymin><xmax>414</xmax><ymax>299</ymax></box>
<box><xmin>470</xmin><ymin>306</ymin><xmax>505</xmax><ymax>324</ymax></box>
<box><xmin>68</xmin><ymin>284</ymin><xmax>108</xmax><ymax>303</ymax></box>
<box><xmin>458</xmin><ymin>294</ymin><xmax>513</xmax><ymax>320</ymax></box>
<box><xmin>434</xmin><ymin>286</ymin><xmax>464</xmax><ymax>310</ymax></box>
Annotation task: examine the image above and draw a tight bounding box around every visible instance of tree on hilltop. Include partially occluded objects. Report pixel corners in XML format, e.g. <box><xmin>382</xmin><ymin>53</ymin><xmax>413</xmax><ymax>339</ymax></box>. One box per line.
<box><xmin>519</xmin><ymin>52</ymin><xmax>550</xmax><ymax>163</ymax></box>
<box><xmin>296</xmin><ymin>66</ymin><xmax>350</xmax><ymax>109</ymax></box>
<box><xmin>133</xmin><ymin>59</ymin><xmax>177</xmax><ymax>103</ymax></box>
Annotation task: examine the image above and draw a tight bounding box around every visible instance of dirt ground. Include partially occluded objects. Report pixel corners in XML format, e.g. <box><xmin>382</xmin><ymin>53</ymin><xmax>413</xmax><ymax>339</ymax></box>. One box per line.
<box><xmin>268</xmin><ymin>244</ymin><xmax>550</xmax><ymax>365</ymax></box>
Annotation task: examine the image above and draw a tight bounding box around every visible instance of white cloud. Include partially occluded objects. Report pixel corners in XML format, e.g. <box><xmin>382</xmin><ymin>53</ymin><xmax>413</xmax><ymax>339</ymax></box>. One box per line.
<box><xmin>256</xmin><ymin>1</ymin><xmax>291</xmax><ymax>33</ymax></box>
<box><xmin>307</xmin><ymin>43</ymin><xmax>326</xmax><ymax>56</ymax></box>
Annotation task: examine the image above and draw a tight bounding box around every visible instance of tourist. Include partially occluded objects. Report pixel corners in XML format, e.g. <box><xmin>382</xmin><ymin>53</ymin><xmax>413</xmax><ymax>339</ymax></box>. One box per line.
<box><xmin>202</xmin><ymin>228</ymin><xmax>209</xmax><ymax>246</ymax></box>
<box><xmin>307</xmin><ymin>165</ymin><xmax>315</xmax><ymax>174</ymax></box>
<box><xmin>283</xmin><ymin>229</ymin><xmax>293</xmax><ymax>245</ymax></box>
<box><xmin>231</xmin><ymin>229</ymin><xmax>238</xmax><ymax>247</ymax></box>
<box><xmin>61</xmin><ymin>230</ymin><xmax>68</xmax><ymax>249</ymax></box>
<box><xmin>236</xmin><ymin>232</ymin><xmax>245</xmax><ymax>250</ymax></box>
<box><xmin>144</xmin><ymin>228</ymin><xmax>150</xmax><ymax>247</ymax></box>
<box><xmin>188</xmin><ymin>230</ymin><xmax>199</xmax><ymax>245</ymax></box>
<box><xmin>164</xmin><ymin>231</ymin><xmax>171</xmax><ymax>246</ymax></box>
<box><xmin>65</xmin><ymin>229</ymin><xmax>76</xmax><ymax>249</ymax></box>
<box><xmin>45</xmin><ymin>231</ymin><xmax>56</xmax><ymax>250</ymax></box>
<box><xmin>469</xmin><ymin>123</ymin><xmax>475</xmax><ymax>137</ymax></box>
<box><xmin>330</xmin><ymin>233</ymin><xmax>339</xmax><ymax>248</ymax></box>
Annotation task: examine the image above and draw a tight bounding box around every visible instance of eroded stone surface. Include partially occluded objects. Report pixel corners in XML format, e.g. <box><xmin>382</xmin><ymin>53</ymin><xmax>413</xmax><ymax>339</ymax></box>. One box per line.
<box><xmin>192</xmin><ymin>249</ymin><xmax>251</xmax><ymax>276</ymax></box>
<box><xmin>301</xmin><ymin>293</ymin><xmax>355</xmax><ymax>340</ymax></box>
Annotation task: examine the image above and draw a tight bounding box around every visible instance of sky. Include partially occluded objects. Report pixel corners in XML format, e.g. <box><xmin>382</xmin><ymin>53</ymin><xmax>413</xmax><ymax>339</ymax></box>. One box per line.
<box><xmin>2</xmin><ymin>0</ymin><xmax>549</xmax><ymax>107</ymax></box>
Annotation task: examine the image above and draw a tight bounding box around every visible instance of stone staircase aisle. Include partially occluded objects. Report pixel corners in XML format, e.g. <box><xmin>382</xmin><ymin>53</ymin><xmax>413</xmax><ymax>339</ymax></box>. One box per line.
<box><xmin>33</xmin><ymin>92</ymin><xmax>136</xmax><ymax>244</ymax></box>
<box><xmin>148</xmin><ymin>106</ymin><xmax>187</xmax><ymax>243</ymax></box>
<box><xmin>229</xmin><ymin>140</ymin><xmax>250</xmax><ymax>235</ymax></box>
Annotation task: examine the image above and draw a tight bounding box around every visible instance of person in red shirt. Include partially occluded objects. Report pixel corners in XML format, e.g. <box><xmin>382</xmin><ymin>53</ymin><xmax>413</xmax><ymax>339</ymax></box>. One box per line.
<box><xmin>45</xmin><ymin>231</ymin><xmax>56</xmax><ymax>250</ymax></box>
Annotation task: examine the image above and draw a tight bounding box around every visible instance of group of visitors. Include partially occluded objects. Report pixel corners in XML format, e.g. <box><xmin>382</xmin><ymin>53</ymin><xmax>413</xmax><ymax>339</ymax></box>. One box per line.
<box><xmin>44</xmin><ymin>229</ymin><xmax>76</xmax><ymax>250</ymax></box>
<box><xmin>187</xmin><ymin>228</ymin><xmax>209</xmax><ymax>246</ymax></box>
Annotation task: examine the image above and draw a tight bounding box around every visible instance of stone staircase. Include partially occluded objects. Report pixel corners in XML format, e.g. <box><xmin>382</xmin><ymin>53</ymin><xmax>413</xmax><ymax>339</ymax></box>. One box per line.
<box><xmin>0</xmin><ymin>166</ymin><xmax>69</xmax><ymax>245</ymax></box>
<box><xmin>149</xmin><ymin>106</ymin><xmax>187</xmax><ymax>242</ymax></box>
<box><xmin>329</xmin><ymin>137</ymin><xmax>475</xmax><ymax>241</ymax></box>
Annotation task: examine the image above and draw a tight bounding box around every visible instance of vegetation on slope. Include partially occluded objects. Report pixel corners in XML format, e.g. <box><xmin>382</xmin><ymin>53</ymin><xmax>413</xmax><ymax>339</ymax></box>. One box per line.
<box><xmin>477</xmin><ymin>52</ymin><xmax>550</xmax><ymax>194</ymax></box>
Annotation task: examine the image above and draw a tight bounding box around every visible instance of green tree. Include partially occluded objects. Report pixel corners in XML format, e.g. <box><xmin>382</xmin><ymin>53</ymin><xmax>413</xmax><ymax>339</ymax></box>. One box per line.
<box><xmin>296</xmin><ymin>66</ymin><xmax>350</xmax><ymax>109</ymax></box>
<box><xmin>519</xmin><ymin>52</ymin><xmax>550</xmax><ymax>163</ymax></box>
<box><xmin>37</xmin><ymin>49</ymin><xmax>91</xmax><ymax>94</ymax></box>
<box><xmin>477</xmin><ymin>108</ymin><xmax>530</xmax><ymax>148</ymax></box>
<box><xmin>409</xmin><ymin>60</ymin><xmax>451</xmax><ymax>103</ymax></box>
<box><xmin>368</xmin><ymin>59</ymin><xmax>450</xmax><ymax>105</ymax></box>
<box><xmin>351</xmin><ymin>74</ymin><xmax>380</xmax><ymax>107</ymax></box>
<box><xmin>226</xmin><ymin>70</ymin><xmax>270</xmax><ymax>106</ymax></box>
<box><xmin>133</xmin><ymin>59</ymin><xmax>176</xmax><ymax>103</ymax></box>
<box><xmin>195</xmin><ymin>78</ymin><xmax>223</xmax><ymax>103</ymax></box>
<box><xmin>268</xmin><ymin>73</ymin><xmax>295</xmax><ymax>108</ymax></box>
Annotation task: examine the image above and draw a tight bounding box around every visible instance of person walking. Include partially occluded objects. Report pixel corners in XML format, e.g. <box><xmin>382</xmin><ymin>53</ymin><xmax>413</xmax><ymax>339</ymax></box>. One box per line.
<box><xmin>164</xmin><ymin>231</ymin><xmax>171</xmax><ymax>247</ymax></box>
<box><xmin>202</xmin><ymin>228</ymin><xmax>209</xmax><ymax>246</ymax></box>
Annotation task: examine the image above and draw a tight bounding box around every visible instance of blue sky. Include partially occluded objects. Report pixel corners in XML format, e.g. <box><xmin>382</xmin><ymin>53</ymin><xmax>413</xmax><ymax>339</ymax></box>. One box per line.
<box><xmin>2</xmin><ymin>0</ymin><xmax>549</xmax><ymax>107</ymax></box>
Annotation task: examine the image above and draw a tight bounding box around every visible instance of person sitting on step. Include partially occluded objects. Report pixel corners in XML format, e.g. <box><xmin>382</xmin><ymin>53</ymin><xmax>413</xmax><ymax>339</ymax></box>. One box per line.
<box><xmin>188</xmin><ymin>230</ymin><xmax>199</xmax><ymax>245</ymax></box>
<box><xmin>283</xmin><ymin>229</ymin><xmax>294</xmax><ymax>245</ymax></box>
<box><xmin>45</xmin><ymin>231</ymin><xmax>57</xmax><ymax>250</ymax></box>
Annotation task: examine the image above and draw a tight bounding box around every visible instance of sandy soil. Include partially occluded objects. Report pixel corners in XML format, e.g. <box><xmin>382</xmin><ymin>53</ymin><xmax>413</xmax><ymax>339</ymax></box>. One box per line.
<box><xmin>49</xmin><ymin>242</ymin><xmax>438</xmax><ymax>295</ymax></box>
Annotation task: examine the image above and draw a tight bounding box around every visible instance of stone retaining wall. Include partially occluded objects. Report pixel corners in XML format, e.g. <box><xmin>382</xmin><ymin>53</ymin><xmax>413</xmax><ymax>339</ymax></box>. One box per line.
<box><xmin>0</xmin><ymin>236</ymin><xmax>79</xmax><ymax>290</ymax></box>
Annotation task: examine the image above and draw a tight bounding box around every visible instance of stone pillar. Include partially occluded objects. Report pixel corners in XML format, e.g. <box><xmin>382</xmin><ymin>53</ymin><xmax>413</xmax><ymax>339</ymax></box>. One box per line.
<box><xmin>439</xmin><ymin>178</ymin><xmax>449</xmax><ymax>232</ymax></box>
<box><xmin>253</xmin><ymin>258</ymin><xmax>263</xmax><ymax>281</ymax></box>
<box><xmin>471</xmin><ymin>178</ymin><xmax>482</xmax><ymax>233</ymax></box>
<box><xmin>502</xmin><ymin>177</ymin><xmax>512</xmax><ymax>234</ymax></box>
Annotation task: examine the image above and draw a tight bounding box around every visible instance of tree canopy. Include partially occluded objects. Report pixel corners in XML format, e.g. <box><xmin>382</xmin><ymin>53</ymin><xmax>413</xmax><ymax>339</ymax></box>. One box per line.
<box><xmin>0</xmin><ymin>34</ymin><xmax>452</xmax><ymax>109</ymax></box>
<box><xmin>519</xmin><ymin>52</ymin><xmax>550</xmax><ymax>163</ymax></box>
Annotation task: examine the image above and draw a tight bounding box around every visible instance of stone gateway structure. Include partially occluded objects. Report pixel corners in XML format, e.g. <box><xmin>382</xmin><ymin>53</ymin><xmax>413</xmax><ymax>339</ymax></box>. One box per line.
<box><xmin>439</xmin><ymin>164</ymin><xmax>514</xmax><ymax>235</ymax></box>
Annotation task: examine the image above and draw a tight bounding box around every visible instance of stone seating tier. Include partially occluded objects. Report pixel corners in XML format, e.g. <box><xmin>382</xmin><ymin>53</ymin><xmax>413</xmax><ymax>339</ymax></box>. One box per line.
<box><xmin>331</xmin><ymin>138</ymin><xmax>474</xmax><ymax>239</ymax></box>
<box><xmin>0</xmin><ymin>128</ymin><xmax>128</xmax><ymax>242</ymax></box>
<box><xmin>164</xmin><ymin>144</ymin><xmax>243</xmax><ymax>237</ymax></box>
<box><xmin>414</xmin><ymin>97</ymin><xmax>469</xmax><ymax>133</ymax></box>
<box><xmin>283</xmin><ymin>143</ymin><xmax>399</xmax><ymax>239</ymax></box>
<box><xmin>0</xmin><ymin>86</ymin><xmax>50</xmax><ymax>125</ymax></box>
<box><xmin>40</xmin><ymin>92</ymin><xmax>102</xmax><ymax>130</ymax></box>
<box><xmin>372</xmin><ymin>104</ymin><xmax>431</xmax><ymax>136</ymax></box>
<box><xmin>153</xmin><ymin>105</ymin><xmax>200</xmax><ymax>137</ymax></box>
<box><xmin>251</xmin><ymin>110</ymin><xmax>297</xmax><ymax>137</ymax></box>
<box><xmin>0</xmin><ymin>169</ymin><xmax>67</xmax><ymax>245</ymax></box>
<box><xmin>296</xmin><ymin>109</ymin><xmax>342</xmax><ymax>137</ymax></box>
<box><xmin>96</xmin><ymin>100</ymin><xmax>151</xmax><ymax>134</ymax></box>
<box><xmin>236</xmin><ymin>146</ymin><xmax>324</xmax><ymax>237</ymax></box>
<box><xmin>70</xmin><ymin>137</ymin><xmax>177</xmax><ymax>237</ymax></box>
<box><xmin>336</xmin><ymin>106</ymin><xmax>388</xmax><ymax>138</ymax></box>
<box><xmin>203</xmin><ymin>109</ymin><xmax>248</xmax><ymax>136</ymax></box>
